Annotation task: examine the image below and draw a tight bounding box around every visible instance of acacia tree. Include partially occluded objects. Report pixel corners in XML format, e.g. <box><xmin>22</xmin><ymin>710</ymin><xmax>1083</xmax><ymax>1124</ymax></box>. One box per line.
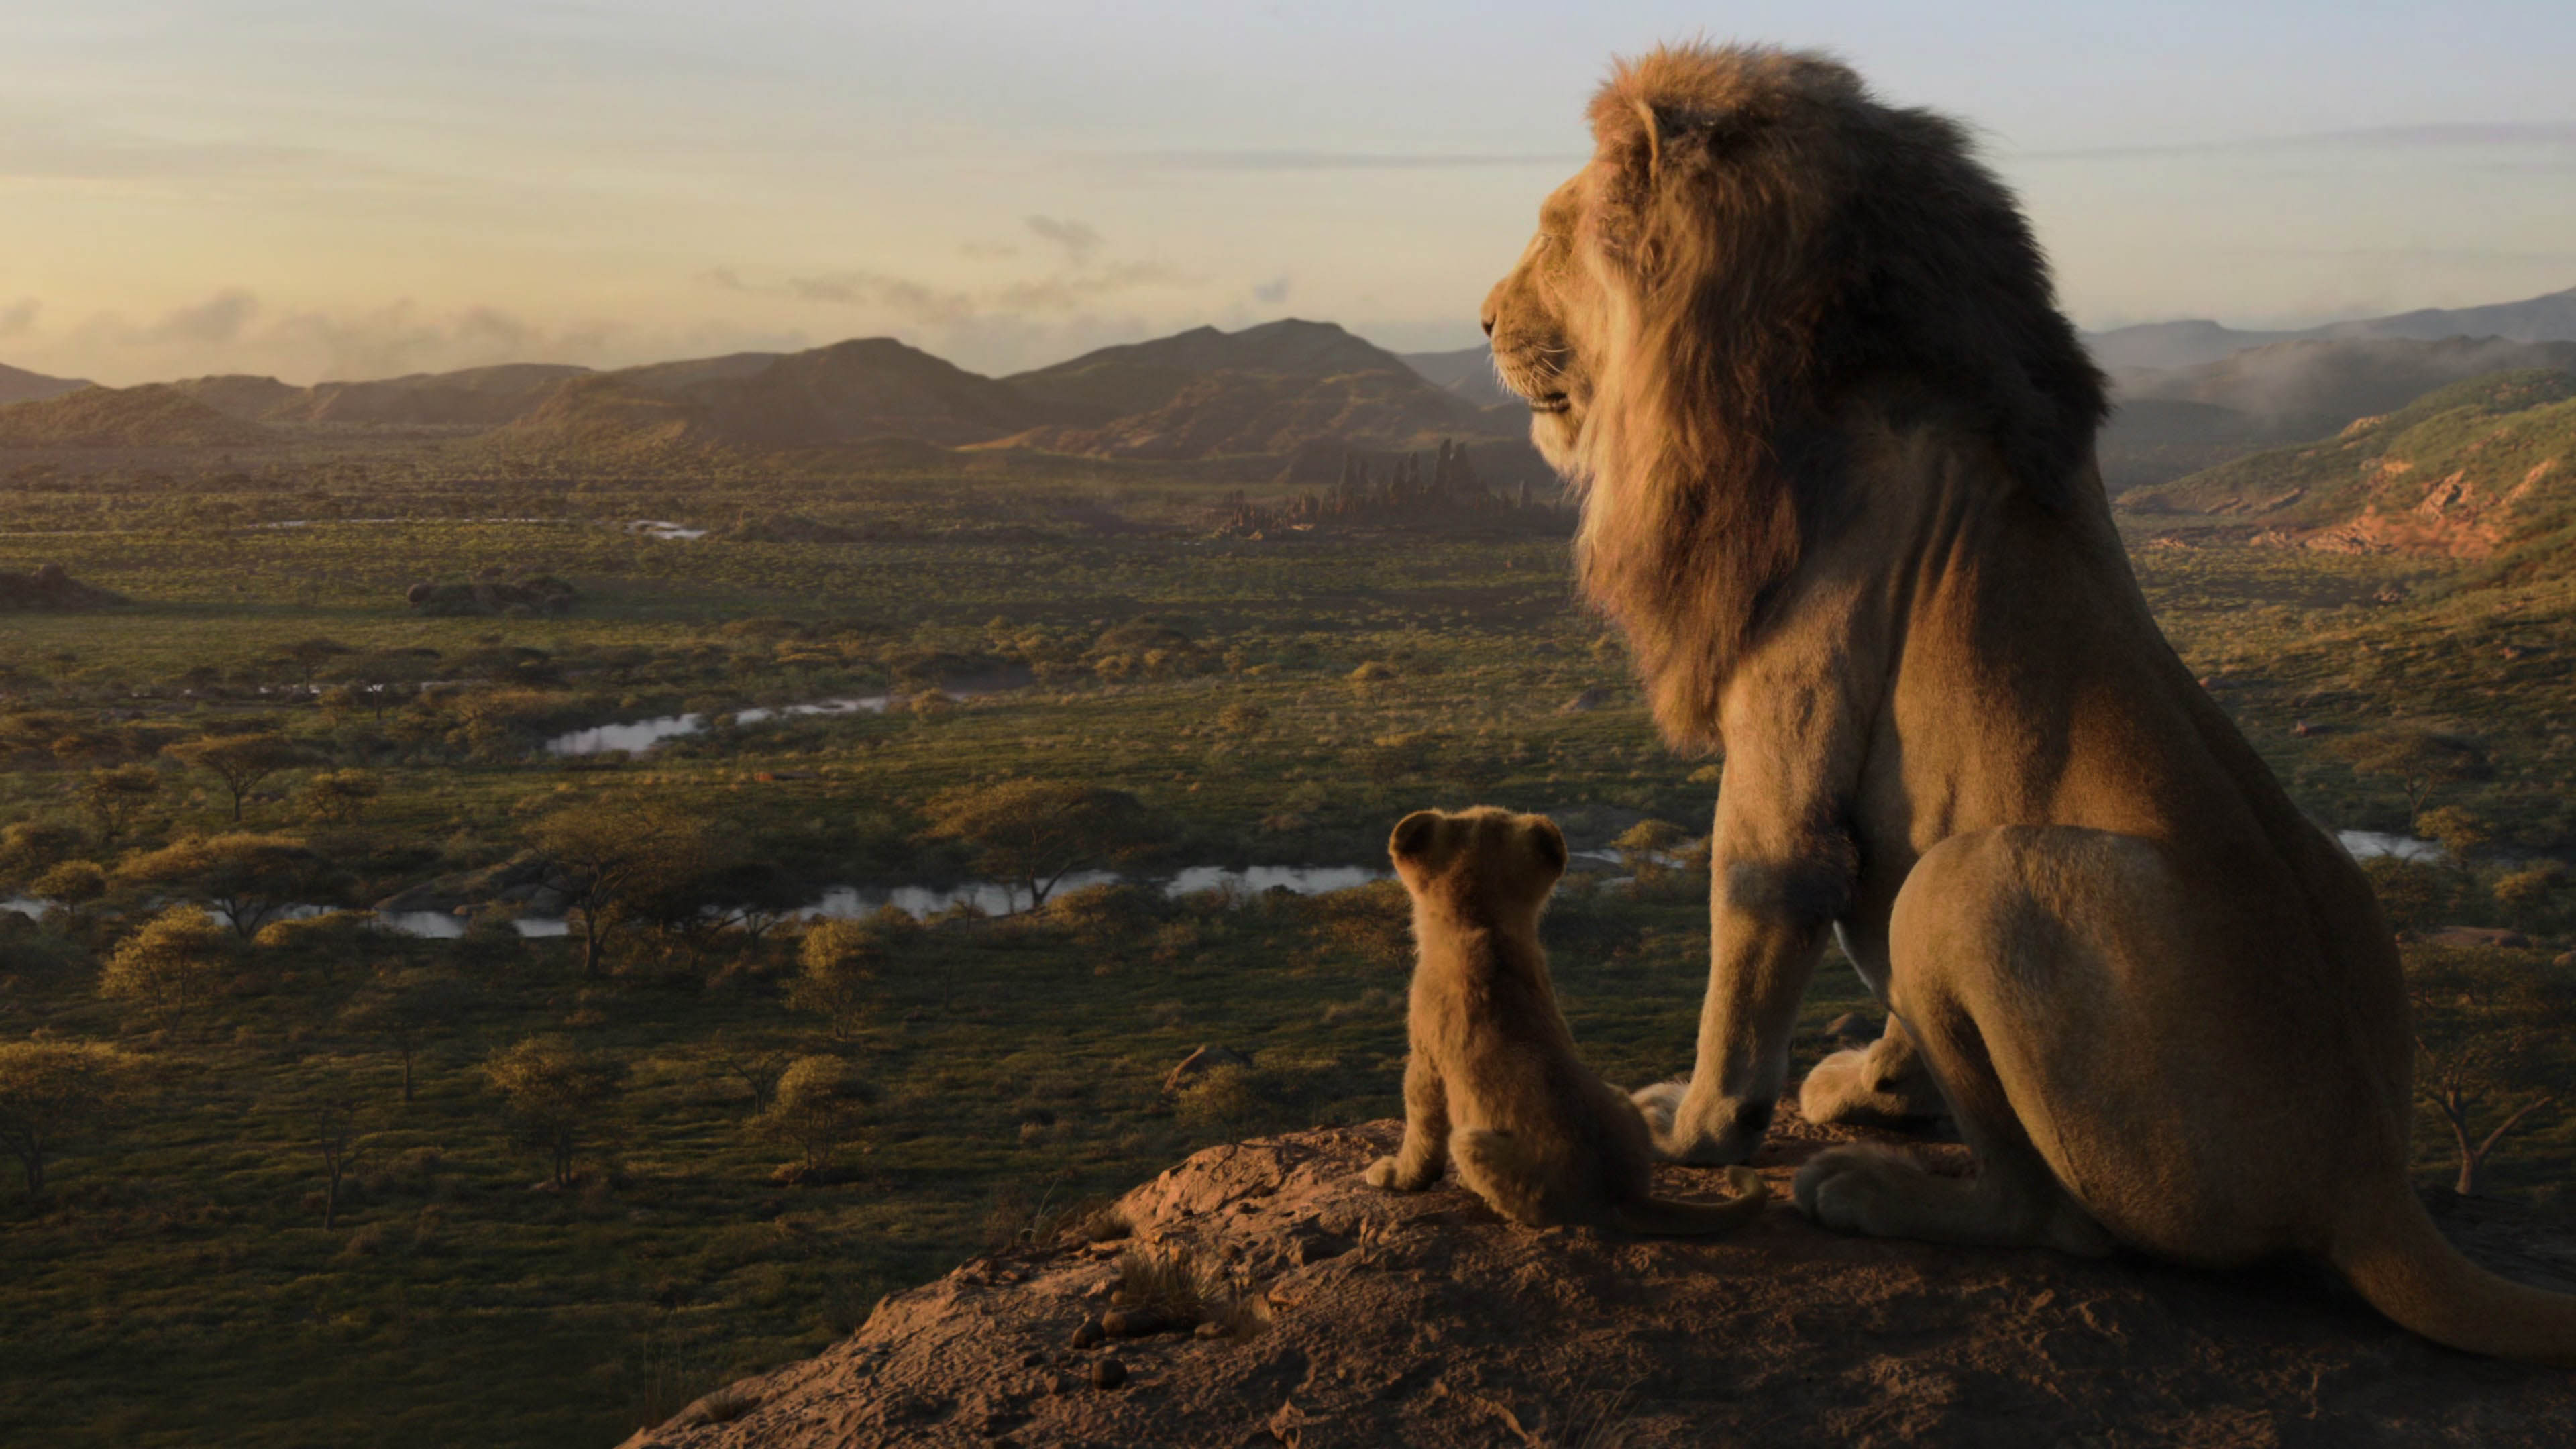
<box><xmin>278</xmin><ymin>637</ymin><xmax>355</xmax><ymax>693</ymax></box>
<box><xmin>0</xmin><ymin>1040</ymin><xmax>137</xmax><ymax>1197</ymax></box>
<box><xmin>756</xmin><ymin>1055</ymin><xmax>869</xmax><ymax>1181</ymax></box>
<box><xmin>486</xmin><ymin>1035</ymin><xmax>627</xmax><ymax>1188</ymax></box>
<box><xmin>787</xmin><ymin>920</ymin><xmax>885</xmax><ymax>1042</ymax></box>
<box><xmin>315</xmin><ymin>1092</ymin><xmax>364</xmax><ymax>1230</ymax></box>
<box><xmin>29</xmin><ymin>861</ymin><xmax>107</xmax><ymax>926</ymax></box>
<box><xmin>529</xmin><ymin>801</ymin><xmax>716</xmax><ymax>978</ymax></box>
<box><xmin>99</xmin><ymin>906</ymin><xmax>230</xmax><ymax>1028</ymax></box>
<box><xmin>341</xmin><ymin>970</ymin><xmax>472</xmax><ymax>1104</ymax></box>
<box><xmin>918</xmin><ymin>779</ymin><xmax>1152</xmax><ymax>910</ymax></box>
<box><xmin>299</xmin><ymin>770</ymin><xmax>382</xmax><ymax>825</ymax></box>
<box><xmin>164</xmin><ymin>733</ymin><xmax>307</xmax><ymax>822</ymax></box>
<box><xmin>2329</xmin><ymin>727</ymin><xmax>2492</xmax><ymax>826</ymax></box>
<box><xmin>117</xmin><ymin>833</ymin><xmax>344</xmax><ymax>940</ymax></box>
<box><xmin>78</xmin><ymin>765</ymin><xmax>161</xmax><ymax>844</ymax></box>
<box><xmin>1609</xmin><ymin>818</ymin><xmax>1687</xmax><ymax>890</ymax></box>
<box><xmin>2408</xmin><ymin>945</ymin><xmax>2575</xmax><ymax>1195</ymax></box>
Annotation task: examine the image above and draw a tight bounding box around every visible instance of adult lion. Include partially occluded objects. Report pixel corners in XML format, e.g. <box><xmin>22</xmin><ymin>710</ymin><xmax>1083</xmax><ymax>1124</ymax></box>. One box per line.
<box><xmin>1482</xmin><ymin>42</ymin><xmax>2576</xmax><ymax>1362</ymax></box>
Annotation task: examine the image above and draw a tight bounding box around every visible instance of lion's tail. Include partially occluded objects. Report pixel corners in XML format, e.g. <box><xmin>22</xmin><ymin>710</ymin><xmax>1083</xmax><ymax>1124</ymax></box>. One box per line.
<box><xmin>2329</xmin><ymin>1178</ymin><xmax>2576</xmax><ymax>1365</ymax></box>
<box><xmin>1607</xmin><ymin>1166</ymin><xmax>1769</xmax><ymax>1238</ymax></box>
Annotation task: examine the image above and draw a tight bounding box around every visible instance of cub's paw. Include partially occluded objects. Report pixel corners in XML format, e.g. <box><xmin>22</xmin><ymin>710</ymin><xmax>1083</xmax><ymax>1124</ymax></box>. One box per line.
<box><xmin>1629</xmin><ymin>1079</ymin><xmax>1688</xmax><ymax>1137</ymax></box>
<box><xmin>1363</xmin><ymin>1155</ymin><xmax>1432</xmax><ymax>1192</ymax></box>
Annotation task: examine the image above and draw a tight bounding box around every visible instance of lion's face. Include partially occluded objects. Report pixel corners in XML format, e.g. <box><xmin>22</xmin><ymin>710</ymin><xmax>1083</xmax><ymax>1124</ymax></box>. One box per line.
<box><xmin>1481</xmin><ymin>173</ymin><xmax>1611</xmax><ymax>470</ymax></box>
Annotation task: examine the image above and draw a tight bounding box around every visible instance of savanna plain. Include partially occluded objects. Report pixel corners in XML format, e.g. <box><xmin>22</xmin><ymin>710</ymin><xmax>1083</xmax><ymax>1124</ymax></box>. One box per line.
<box><xmin>5</xmin><ymin>417</ymin><xmax>2575</xmax><ymax>1446</ymax></box>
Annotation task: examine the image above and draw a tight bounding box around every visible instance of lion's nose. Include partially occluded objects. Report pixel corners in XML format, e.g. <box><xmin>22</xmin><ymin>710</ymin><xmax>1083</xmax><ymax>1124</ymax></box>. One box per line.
<box><xmin>1480</xmin><ymin>310</ymin><xmax>1496</xmax><ymax>338</ymax></box>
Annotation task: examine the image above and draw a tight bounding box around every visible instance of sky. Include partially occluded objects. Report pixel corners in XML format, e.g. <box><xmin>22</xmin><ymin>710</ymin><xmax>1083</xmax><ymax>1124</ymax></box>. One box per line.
<box><xmin>4</xmin><ymin>0</ymin><xmax>2574</xmax><ymax>386</ymax></box>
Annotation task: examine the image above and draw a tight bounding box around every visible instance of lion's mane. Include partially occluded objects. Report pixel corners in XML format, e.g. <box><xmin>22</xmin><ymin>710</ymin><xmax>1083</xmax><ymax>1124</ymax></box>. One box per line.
<box><xmin>1565</xmin><ymin>44</ymin><xmax>2108</xmax><ymax>747</ymax></box>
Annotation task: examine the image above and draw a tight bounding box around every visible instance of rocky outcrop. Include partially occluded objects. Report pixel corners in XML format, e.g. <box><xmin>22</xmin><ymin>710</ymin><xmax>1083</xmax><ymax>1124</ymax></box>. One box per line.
<box><xmin>620</xmin><ymin>1107</ymin><xmax>2576</xmax><ymax>1448</ymax></box>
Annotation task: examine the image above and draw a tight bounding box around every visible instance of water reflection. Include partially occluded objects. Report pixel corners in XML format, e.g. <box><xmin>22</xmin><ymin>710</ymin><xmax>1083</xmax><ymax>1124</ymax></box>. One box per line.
<box><xmin>545</xmin><ymin>696</ymin><xmax>895</xmax><ymax>756</ymax></box>
<box><xmin>2337</xmin><ymin>830</ymin><xmax>2445</xmax><ymax>863</ymax></box>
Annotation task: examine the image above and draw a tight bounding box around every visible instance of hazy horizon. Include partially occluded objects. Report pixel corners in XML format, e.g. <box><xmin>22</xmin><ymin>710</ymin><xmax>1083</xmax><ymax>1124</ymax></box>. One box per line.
<box><xmin>9</xmin><ymin>1</ymin><xmax>2575</xmax><ymax>387</ymax></box>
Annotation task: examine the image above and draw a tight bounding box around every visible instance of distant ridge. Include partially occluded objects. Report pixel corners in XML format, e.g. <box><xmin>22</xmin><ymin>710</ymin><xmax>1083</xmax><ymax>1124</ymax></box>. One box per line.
<box><xmin>2085</xmin><ymin>284</ymin><xmax>2576</xmax><ymax>370</ymax></box>
<box><xmin>2128</xmin><ymin>368</ymin><xmax>2576</xmax><ymax>565</ymax></box>
<box><xmin>1399</xmin><ymin>345</ymin><xmax>1514</xmax><ymax>407</ymax></box>
<box><xmin>0</xmin><ymin>362</ymin><xmax>95</xmax><ymax>407</ymax></box>
<box><xmin>173</xmin><ymin>363</ymin><xmax>592</xmax><ymax>427</ymax></box>
<box><xmin>1006</xmin><ymin>318</ymin><xmax>1407</xmax><ymax>424</ymax></box>
<box><xmin>0</xmin><ymin>384</ymin><xmax>274</xmax><ymax>448</ymax></box>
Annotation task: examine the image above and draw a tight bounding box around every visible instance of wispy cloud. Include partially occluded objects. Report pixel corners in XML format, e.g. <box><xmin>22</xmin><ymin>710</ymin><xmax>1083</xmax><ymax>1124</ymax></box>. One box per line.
<box><xmin>1023</xmin><ymin>215</ymin><xmax>1101</xmax><ymax>262</ymax></box>
<box><xmin>1093</xmin><ymin>150</ymin><xmax>1585</xmax><ymax>172</ymax></box>
<box><xmin>0</xmin><ymin>299</ymin><xmax>36</xmax><ymax>340</ymax></box>
<box><xmin>2015</xmin><ymin>122</ymin><xmax>2576</xmax><ymax>162</ymax></box>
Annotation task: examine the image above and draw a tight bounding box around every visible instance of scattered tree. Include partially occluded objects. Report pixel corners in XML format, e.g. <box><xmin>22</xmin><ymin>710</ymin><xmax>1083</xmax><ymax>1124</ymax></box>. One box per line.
<box><xmin>99</xmin><ymin>906</ymin><xmax>229</xmax><ymax>1028</ymax></box>
<box><xmin>756</xmin><ymin>1055</ymin><xmax>871</xmax><ymax>1180</ymax></box>
<box><xmin>278</xmin><ymin>637</ymin><xmax>355</xmax><ymax>693</ymax></box>
<box><xmin>787</xmin><ymin>919</ymin><xmax>885</xmax><ymax>1042</ymax></box>
<box><xmin>486</xmin><ymin>1035</ymin><xmax>627</xmax><ymax>1189</ymax></box>
<box><xmin>705</xmin><ymin>1036</ymin><xmax>791</xmax><ymax>1114</ymax></box>
<box><xmin>2360</xmin><ymin>855</ymin><xmax>2455</xmax><ymax>936</ymax></box>
<box><xmin>117</xmin><ymin>833</ymin><xmax>343</xmax><ymax>940</ymax></box>
<box><xmin>164</xmin><ymin>733</ymin><xmax>307</xmax><ymax>822</ymax></box>
<box><xmin>315</xmin><ymin>1092</ymin><xmax>364</xmax><ymax>1229</ymax></box>
<box><xmin>918</xmin><ymin>779</ymin><xmax>1152</xmax><ymax>910</ymax></box>
<box><xmin>78</xmin><ymin>765</ymin><xmax>160</xmax><ymax>844</ymax></box>
<box><xmin>1609</xmin><ymin>818</ymin><xmax>1687</xmax><ymax>889</ymax></box>
<box><xmin>2407</xmin><ymin>946</ymin><xmax>2575</xmax><ymax>1195</ymax></box>
<box><xmin>0</xmin><ymin>820</ymin><xmax>84</xmax><ymax>891</ymax></box>
<box><xmin>2328</xmin><ymin>727</ymin><xmax>2491</xmax><ymax>826</ymax></box>
<box><xmin>529</xmin><ymin>802</ymin><xmax>716</xmax><ymax>978</ymax></box>
<box><xmin>0</xmin><ymin>1039</ymin><xmax>136</xmax><ymax>1197</ymax></box>
<box><xmin>298</xmin><ymin>769</ymin><xmax>382</xmax><ymax>825</ymax></box>
<box><xmin>28</xmin><ymin>861</ymin><xmax>106</xmax><ymax>923</ymax></box>
<box><xmin>2414</xmin><ymin>806</ymin><xmax>2491</xmax><ymax>875</ymax></box>
<box><xmin>340</xmin><ymin>970</ymin><xmax>472</xmax><ymax>1103</ymax></box>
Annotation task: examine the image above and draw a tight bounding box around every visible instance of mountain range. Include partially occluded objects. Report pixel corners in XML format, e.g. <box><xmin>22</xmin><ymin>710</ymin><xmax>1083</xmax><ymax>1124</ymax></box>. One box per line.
<box><xmin>5</xmin><ymin>287</ymin><xmax>2575</xmax><ymax>484</ymax></box>
<box><xmin>2084</xmin><ymin>286</ymin><xmax>2576</xmax><ymax>371</ymax></box>
<box><xmin>0</xmin><ymin>362</ymin><xmax>93</xmax><ymax>408</ymax></box>
<box><xmin>0</xmin><ymin>319</ymin><xmax>1523</xmax><ymax>470</ymax></box>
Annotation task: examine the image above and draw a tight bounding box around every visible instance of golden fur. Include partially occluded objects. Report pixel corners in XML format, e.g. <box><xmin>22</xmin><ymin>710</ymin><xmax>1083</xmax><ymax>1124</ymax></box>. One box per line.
<box><xmin>1364</xmin><ymin>807</ymin><xmax>1766</xmax><ymax>1236</ymax></box>
<box><xmin>1482</xmin><ymin>41</ymin><xmax>2576</xmax><ymax>1362</ymax></box>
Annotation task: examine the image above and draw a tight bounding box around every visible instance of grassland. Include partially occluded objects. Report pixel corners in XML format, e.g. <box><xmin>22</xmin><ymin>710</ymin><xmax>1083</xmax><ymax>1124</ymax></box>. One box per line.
<box><xmin>3</xmin><ymin>447</ymin><xmax>2574</xmax><ymax>1446</ymax></box>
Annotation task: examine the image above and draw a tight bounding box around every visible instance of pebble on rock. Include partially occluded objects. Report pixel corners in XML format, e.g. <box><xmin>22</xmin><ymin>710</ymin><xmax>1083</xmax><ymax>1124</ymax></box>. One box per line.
<box><xmin>1093</xmin><ymin>1358</ymin><xmax>1128</xmax><ymax>1390</ymax></box>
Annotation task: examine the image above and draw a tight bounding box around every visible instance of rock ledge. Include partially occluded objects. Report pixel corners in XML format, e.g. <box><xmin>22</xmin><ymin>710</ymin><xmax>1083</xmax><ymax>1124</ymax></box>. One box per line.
<box><xmin>623</xmin><ymin>1110</ymin><xmax>2576</xmax><ymax>1448</ymax></box>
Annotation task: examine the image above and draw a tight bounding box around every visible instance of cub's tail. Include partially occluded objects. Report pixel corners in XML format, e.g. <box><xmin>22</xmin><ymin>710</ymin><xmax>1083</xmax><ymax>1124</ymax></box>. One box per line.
<box><xmin>2330</xmin><ymin>1178</ymin><xmax>2576</xmax><ymax>1365</ymax></box>
<box><xmin>1607</xmin><ymin>1166</ymin><xmax>1770</xmax><ymax>1238</ymax></box>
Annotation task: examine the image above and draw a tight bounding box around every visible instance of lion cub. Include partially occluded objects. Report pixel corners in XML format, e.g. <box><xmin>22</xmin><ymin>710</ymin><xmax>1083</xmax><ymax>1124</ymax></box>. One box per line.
<box><xmin>1364</xmin><ymin>807</ymin><xmax>1768</xmax><ymax>1235</ymax></box>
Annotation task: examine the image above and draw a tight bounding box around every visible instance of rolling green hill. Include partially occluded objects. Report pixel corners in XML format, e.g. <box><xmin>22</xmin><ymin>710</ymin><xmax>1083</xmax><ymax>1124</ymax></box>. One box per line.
<box><xmin>2123</xmin><ymin>369</ymin><xmax>2576</xmax><ymax>562</ymax></box>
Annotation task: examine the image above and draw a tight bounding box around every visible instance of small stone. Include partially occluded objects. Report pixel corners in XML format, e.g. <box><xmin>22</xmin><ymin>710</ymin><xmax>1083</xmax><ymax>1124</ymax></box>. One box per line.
<box><xmin>1020</xmin><ymin>1350</ymin><xmax>1049</xmax><ymax>1367</ymax></box>
<box><xmin>1093</xmin><ymin>1358</ymin><xmax>1128</xmax><ymax>1390</ymax></box>
<box><xmin>1047</xmin><ymin>1371</ymin><xmax>1079</xmax><ymax>1395</ymax></box>
<box><xmin>1292</xmin><ymin>1236</ymin><xmax>1350</xmax><ymax>1267</ymax></box>
<box><xmin>1195</xmin><ymin>1321</ymin><xmax>1228</xmax><ymax>1340</ymax></box>
<box><xmin>1069</xmin><ymin>1318</ymin><xmax>1104</xmax><ymax>1350</ymax></box>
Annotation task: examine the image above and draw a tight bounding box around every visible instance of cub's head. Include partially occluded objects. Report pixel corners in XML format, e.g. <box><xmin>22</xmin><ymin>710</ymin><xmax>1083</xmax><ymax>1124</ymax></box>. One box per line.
<box><xmin>1387</xmin><ymin>806</ymin><xmax>1568</xmax><ymax>924</ymax></box>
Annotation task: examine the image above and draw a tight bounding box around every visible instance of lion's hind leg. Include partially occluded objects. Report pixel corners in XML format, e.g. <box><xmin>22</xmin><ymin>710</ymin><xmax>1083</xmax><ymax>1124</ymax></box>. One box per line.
<box><xmin>1796</xmin><ymin>832</ymin><xmax>2112</xmax><ymax>1257</ymax></box>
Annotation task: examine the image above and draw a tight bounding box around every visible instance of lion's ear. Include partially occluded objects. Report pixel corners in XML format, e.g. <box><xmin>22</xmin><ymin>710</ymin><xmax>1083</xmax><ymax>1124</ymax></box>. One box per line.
<box><xmin>1528</xmin><ymin>817</ymin><xmax>1568</xmax><ymax>875</ymax></box>
<box><xmin>1389</xmin><ymin>811</ymin><xmax>1441</xmax><ymax>863</ymax></box>
<box><xmin>1631</xmin><ymin>97</ymin><xmax>1664</xmax><ymax>177</ymax></box>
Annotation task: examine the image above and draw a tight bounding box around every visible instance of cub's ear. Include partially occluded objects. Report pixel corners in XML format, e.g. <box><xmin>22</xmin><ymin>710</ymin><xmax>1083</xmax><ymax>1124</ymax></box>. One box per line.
<box><xmin>1389</xmin><ymin>810</ymin><xmax>1440</xmax><ymax>863</ymax></box>
<box><xmin>1529</xmin><ymin>817</ymin><xmax>1568</xmax><ymax>875</ymax></box>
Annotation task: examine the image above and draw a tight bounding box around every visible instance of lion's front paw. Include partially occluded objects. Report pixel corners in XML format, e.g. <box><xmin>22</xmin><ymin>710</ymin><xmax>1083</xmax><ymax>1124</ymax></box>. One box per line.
<box><xmin>1364</xmin><ymin>1155</ymin><xmax>1432</xmax><ymax>1192</ymax></box>
<box><xmin>1791</xmin><ymin>1144</ymin><xmax>1915</xmax><ymax>1235</ymax></box>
